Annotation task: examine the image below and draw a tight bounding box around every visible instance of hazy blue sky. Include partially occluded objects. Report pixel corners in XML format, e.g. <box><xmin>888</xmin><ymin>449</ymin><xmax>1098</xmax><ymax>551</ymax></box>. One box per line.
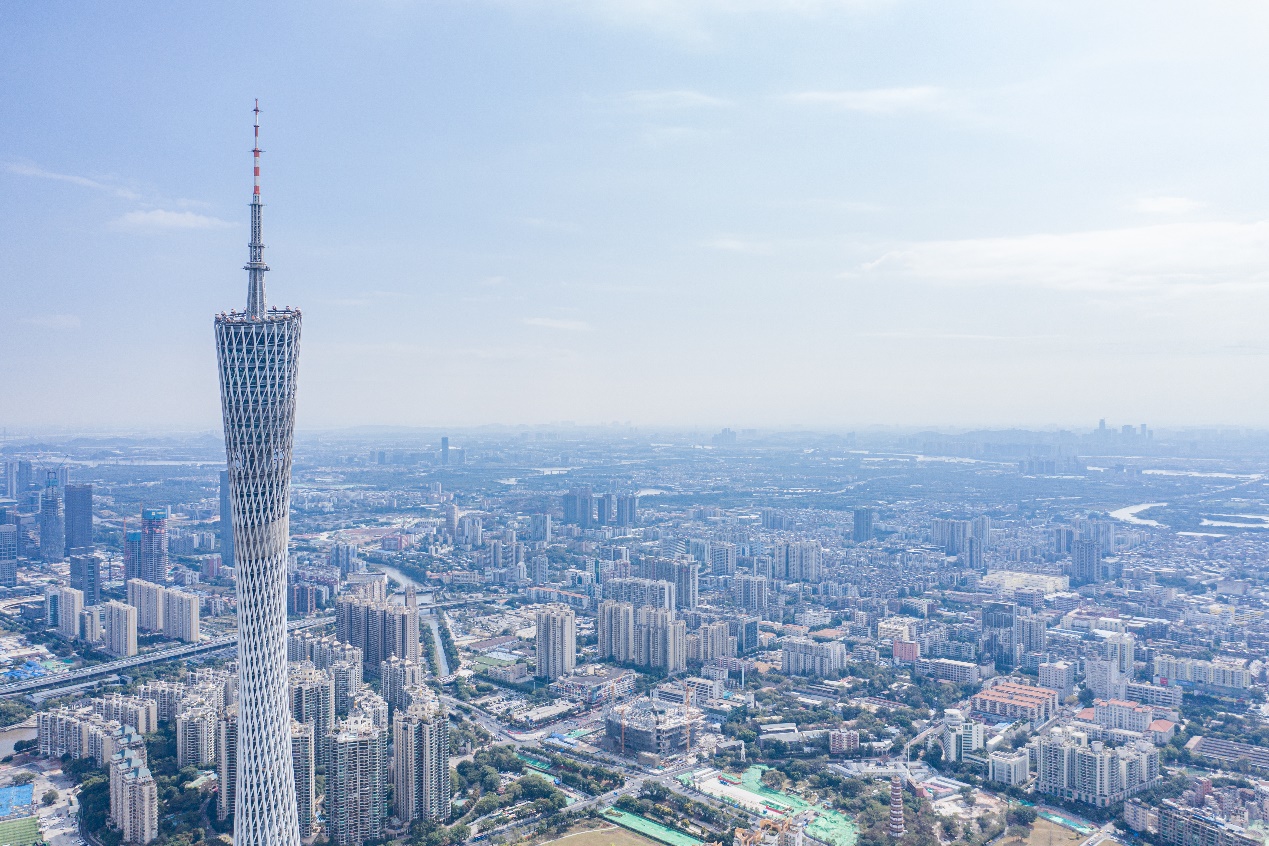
<box><xmin>6</xmin><ymin>2</ymin><xmax>1269</xmax><ymax>430</ymax></box>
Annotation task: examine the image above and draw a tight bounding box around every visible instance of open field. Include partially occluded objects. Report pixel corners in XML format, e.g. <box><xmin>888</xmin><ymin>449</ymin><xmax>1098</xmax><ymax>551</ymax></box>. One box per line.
<box><xmin>1019</xmin><ymin>819</ymin><xmax>1085</xmax><ymax>846</ymax></box>
<box><xmin>538</xmin><ymin>823</ymin><xmax>661</xmax><ymax>846</ymax></box>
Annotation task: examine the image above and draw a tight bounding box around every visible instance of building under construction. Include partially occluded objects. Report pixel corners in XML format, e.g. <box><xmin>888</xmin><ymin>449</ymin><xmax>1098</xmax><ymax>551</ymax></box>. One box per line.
<box><xmin>605</xmin><ymin>696</ymin><xmax>703</xmax><ymax>756</ymax></box>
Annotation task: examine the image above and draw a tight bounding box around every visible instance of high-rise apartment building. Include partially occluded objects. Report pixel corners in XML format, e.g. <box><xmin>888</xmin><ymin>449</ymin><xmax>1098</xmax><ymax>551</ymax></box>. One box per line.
<box><xmin>392</xmin><ymin>689</ymin><xmax>450</xmax><ymax>824</ymax></box>
<box><xmin>981</xmin><ymin>601</ymin><xmax>1019</xmax><ymax>670</ymax></box>
<box><xmin>47</xmin><ymin>585</ymin><xmax>84</xmax><ymax>640</ymax></box>
<box><xmin>109</xmin><ymin>745</ymin><xmax>158</xmax><ymax>844</ymax></box>
<box><xmin>291</xmin><ymin>720</ymin><xmax>315</xmax><ymax>838</ymax></box>
<box><xmin>529</xmin><ymin>513</ymin><xmax>552</xmax><ymax>542</ymax></box>
<box><xmin>598</xmin><ymin>600</ymin><xmax>636</xmax><ymax>663</ymax></box>
<box><xmin>603</xmin><ymin>577</ymin><xmax>675</xmax><ymax>611</ymax></box>
<box><xmin>562</xmin><ymin>487</ymin><xmax>595</xmax><ymax>527</ymax></box>
<box><xmin>771</xmin><ymin>542</ymin><xmax>822</xmax><ymax>582</ymax></box>
<box><xmin>163</xmin><ymin>588</ymin><xmax>200</xmax><ymax>643</ymax></box>
<box><xmin>381</xmin><ymin>657</ymin><xmax>426</xmax><ymax>713</ymax></box>
<box><xmin>126</xmin><ymin>578</ymin><xmax>198</xmax><ymax>642</ymax></box>
<box><xmin>1034</xmin><ymin>730</ymin><xmax>1159</xmax><ymax>807</ymax></box>
<box><xmin>127</xmin><ymin>579</ymin><xmax>165</xmax><ymax>633</ymax></box>
<box><xmin>535</xmin><ymin>606</ymin><xmax>577</xmax><ymax>680</ymax></box>
<box><xmin>731</xmin><ymin>574</ymin><xmax>770</xmax><ymax>612</ymax></box>
<box><xmin>782</xmin><ymin>637</ymin><xmax>847</xmax><ymax>677</ymax></box>
<box><xmin>0</xmin><ymin>523</ymin><xmax>17</xmax><ymax>583</ymax></box>
<box><xmin>1071</xmin><ymin>539</ymin><xmax>1101</xmax><ymax>586</ymax></box>
<box><xmin>290</xmin><ymin>663</ymin><xmax>336</xmax><ymax>768</ymax></box>
<box><xmin>615</xmin><ymin>494</ymin><xmax>638</xmax><ymax>528</ymax></box>
<box><xmin>214</xmin><ymin>103</ymin><xmax>302</xmax><ymax>846</ymax></box>
<box><xmin>1086</xmin><ymin>633</ymin><xmax>1135</xmax><ymax>700</ymax></box>
<box><xmin>175</xmin><ymin>703</ymin><xmax>216</xmax><ymax>768</ymax></box>
<box><xmin>335</xmin><ymin>592</ymin><xmax>420</xmax><ymax>671</ymax></box>
<box><xmin>326</xmin><ymin>717</ymin><xmax>388</xmax><ymax>846</ymax></box>
<box><xmin>104</xmin><ymin>600</ymin><xmax>138</xmax><ymax>657</ymax></box>
<box><xmin>216</xmin><ymin>705</ymin><xmax>238</xmax><ymax>822</ymax></box>
<box><xmin>596</xmin><ymin>493</ymin><xmax>616</xmax><ymax>526</ymax></box>
<box><xmin>931</xmin><ymin>518</ymin><xmax>969</xmax><ymax>555</ymax></box>
<box><xmin>330</xmin><ymin>660</ymin><xmax>361</xmax><ymax>718</ymax></box>
<box><xmin>634</xmin><ymin>606</ymin><xmax>687</xmax><ymax>673</ymax></box>
<box><xmin>64</xmin><ymin>483</ymin><xmax>93</xmax><ymax>555</ymax></box>
<box><xmin>852</xmin><ymin>506</ymin><xmax>874</xmax><ymax>543</ymax></box>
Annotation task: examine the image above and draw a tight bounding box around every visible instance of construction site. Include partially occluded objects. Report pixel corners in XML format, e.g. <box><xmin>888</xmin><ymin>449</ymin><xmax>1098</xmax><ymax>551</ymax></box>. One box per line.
<box><xmin>604</xmin><ymin>696</ymin><xmax>705</xmax><ymax>760</ymax></box>
<box><xmin>682</xmin><ymin>767</ymin><xmax>858</xmax><ymax>846</ymax></box>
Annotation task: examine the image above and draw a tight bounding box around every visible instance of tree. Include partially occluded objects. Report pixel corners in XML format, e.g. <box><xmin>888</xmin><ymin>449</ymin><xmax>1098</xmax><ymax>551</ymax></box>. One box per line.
<box><xmin>1007</xmin><ymin>807</ymin><xmax>1037</xmax><ymax>827</ymax></box>
<box><xmin>761</xmin><ymin>769</ymin><xmax>786</xmax><ymax>791</ymax></box>
<box><xmin>42</xmin><ymin>789</ymin><xmax>58</xmax><ymax>806</ymax></box>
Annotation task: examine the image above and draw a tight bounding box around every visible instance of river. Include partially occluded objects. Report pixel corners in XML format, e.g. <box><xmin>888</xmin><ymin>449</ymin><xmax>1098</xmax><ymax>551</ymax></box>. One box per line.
<box><xmin>371</xmin><ymin>564</ymin><xmax>447</xmax><ymax>674</ymax></box>
<box><xmin>1108</xmin><ymin>502</ymin><xmax>1167</xmax><ymax>527</ymax></box>
<box><xmin>0</xmin><ymin>723</ymin><xmax>36</xmax><ymax>758</ymax></box>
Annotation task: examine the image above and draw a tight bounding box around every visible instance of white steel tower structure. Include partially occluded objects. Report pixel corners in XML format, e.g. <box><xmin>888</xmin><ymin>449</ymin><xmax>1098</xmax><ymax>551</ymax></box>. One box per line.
<box><xmin>214</xmin><ymin>101</ymin><xmax>302</xmax><ymax>846</ymax></box>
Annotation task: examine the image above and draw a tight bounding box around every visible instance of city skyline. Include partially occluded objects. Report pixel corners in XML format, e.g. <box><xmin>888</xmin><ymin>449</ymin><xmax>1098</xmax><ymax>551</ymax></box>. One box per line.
<box><xmin>7</xmin><ymin>4</ymin><xmax>1269</xmax><ymax>428</ymax></box>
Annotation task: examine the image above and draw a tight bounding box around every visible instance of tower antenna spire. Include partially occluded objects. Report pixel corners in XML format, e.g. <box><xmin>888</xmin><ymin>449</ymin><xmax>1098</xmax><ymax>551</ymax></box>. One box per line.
<box><xmin>245</xmin><ymin>98</ymin><xmax>269</xmax><ymax>318</ymax></box>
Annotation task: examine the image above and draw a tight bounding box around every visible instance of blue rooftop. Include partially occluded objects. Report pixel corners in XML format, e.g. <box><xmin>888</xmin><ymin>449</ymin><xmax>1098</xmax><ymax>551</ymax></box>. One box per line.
<box><xmin>0</xmin><ymin>783</ymin><xmax>34</xmax><ymax>818</ymax></box>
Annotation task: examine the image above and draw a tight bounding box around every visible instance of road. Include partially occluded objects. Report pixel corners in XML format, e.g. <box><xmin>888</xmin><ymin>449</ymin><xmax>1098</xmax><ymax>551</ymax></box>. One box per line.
<box><xmin>0</xmin><ymin>614</ymin><xmax>332</xmax><ymax>699</ymax></box>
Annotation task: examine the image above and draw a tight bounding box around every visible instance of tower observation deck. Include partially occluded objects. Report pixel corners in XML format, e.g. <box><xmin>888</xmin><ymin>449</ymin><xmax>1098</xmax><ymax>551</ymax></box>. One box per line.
<box><xmin>213</xmin><ymin>101</ymin><xmax>302</xmax><ymax>846</ymax></box>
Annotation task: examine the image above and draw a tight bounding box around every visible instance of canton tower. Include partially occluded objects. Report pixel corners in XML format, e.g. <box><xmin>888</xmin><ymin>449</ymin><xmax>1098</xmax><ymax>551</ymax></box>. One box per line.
<box><xmin>214</xmin><ymin>101</ymin><xmax>302</xmax><ymax>846</ymax></box>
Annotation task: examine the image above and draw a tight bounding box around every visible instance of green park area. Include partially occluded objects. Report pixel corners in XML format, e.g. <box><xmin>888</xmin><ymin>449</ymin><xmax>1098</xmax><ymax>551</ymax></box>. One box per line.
<box><xmin>742</xmin><ymin>766</ymin><xmax>858</xmax><ymax>846</ymax></box>
<box><xmin>602</xmin><ymin>808</ymin><xmax>706</xmax><ymax>846</ymax></box>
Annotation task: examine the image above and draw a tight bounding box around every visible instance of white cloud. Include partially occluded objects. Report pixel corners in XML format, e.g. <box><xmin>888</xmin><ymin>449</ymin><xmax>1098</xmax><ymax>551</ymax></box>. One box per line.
<box><xmin>110</xmin><ymin>209</ymin><xmax>234</xmax><ymax>231</ymax></box>
<box><xmin>624</xmin><ymin>89</ymin><xmax>731</xmax><ymax>109</ymax></box>
<box><xmin>789</xmin><ymin>86</ymin><xmax>945</xmax><ymax>114</ymax></box>
<box><xmin>6</xmin><ymin>162</ymin><xmax>140</xmax><ymax>200</ymax></box>
<box><xmin>523</xmin><ymin>317</ymin><xmax>594</xmax><ymax>332</ymax></box>
<box><xmin>1132</xmin><ymin>196</ymin><xmax>1206</xmax><ymax>214</ymax></box>
<box><xmin>855</xmin><ymin>221</ymin><xmax>1269</xmax><ymax>292</ymax></box>
<box><xmin>22</xmin><ymin>314</ymin><xmax>82</xmax><ymax>330</ymax></box>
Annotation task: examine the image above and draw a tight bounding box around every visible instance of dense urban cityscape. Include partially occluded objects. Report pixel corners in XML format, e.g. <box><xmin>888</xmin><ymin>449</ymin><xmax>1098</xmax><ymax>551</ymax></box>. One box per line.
<box><xmin>7</xmin><ymin>6</ymin><xmax>1269</xmax><ymax>846</ymax></box>
<box><xmin>0</xmin><ymin>418</ymin><xmax>1267</xmax><ymax>846</ymax></box>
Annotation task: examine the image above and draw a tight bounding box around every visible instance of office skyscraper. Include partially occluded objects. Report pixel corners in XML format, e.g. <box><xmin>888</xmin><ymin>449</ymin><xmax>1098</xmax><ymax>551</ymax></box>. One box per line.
<box><xmin>214</xmin><ymin>102</ymin><xmax>302</xmax><ymax>846</ymax></box>
<box><xmin>139</xmin><ymin>508</ymin><xmax>168</xmax><ymax>584</ymax></box>
<box><xmin>70</xmin><ymin>552</ymin><xmax>101</xmax><ymax>606</ymax></box>
<box><xmin>39</xmin><ymin>474</ymin><xmax>64</xmax><ymax>563</ymax></box>
<box><xmin>123</xmin><ymin>530</ymin><xmax>142</xmax><ymax>583</ymax></box>
<box><xmin>64</xmin><ymin>483</ymin><xmax>92</xmax><ymax>555</ymax></box>
<box><xmin>219</xmin><ymin>470</ymin><xmax>234</xmax><ymax>569</ymax></box>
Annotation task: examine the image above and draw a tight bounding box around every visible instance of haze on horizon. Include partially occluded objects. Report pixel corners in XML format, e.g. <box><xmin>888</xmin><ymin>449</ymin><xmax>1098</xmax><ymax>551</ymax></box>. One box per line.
<box><xmin>5</xmin><ymin>2</ymin><xmax>1269</xmax><ymax>431</ymax></box>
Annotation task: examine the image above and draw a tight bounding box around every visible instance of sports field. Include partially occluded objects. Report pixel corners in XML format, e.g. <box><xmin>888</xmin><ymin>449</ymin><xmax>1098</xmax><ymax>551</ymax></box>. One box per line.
<box><xmin>540</xmin><ymin>823</ymin><xmax>662</xmax><ymax>846</ymax></box>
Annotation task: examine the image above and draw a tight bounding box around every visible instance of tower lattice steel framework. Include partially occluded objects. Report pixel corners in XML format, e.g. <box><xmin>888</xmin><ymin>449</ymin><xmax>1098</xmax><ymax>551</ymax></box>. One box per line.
<box><xmin>214</xmin><ymin>100</ymin><xmax>302</xmax><ymax>846</ymax></box>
